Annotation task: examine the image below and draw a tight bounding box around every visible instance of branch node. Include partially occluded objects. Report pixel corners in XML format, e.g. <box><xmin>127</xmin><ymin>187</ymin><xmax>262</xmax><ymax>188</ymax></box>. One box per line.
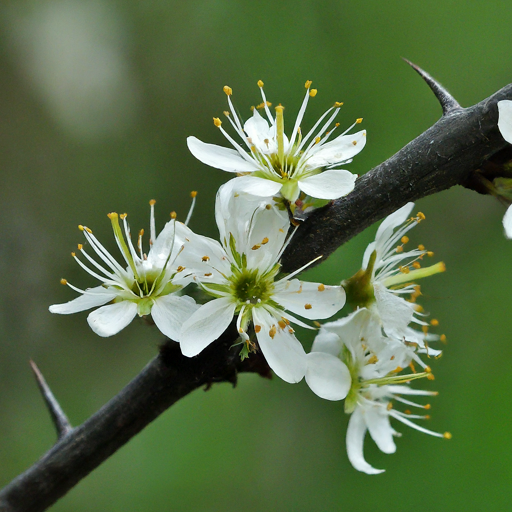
<box><xmin>30</xmin><ymin>360</ymin><xmax>73</xmax><ymax>440</ymax></box>
<box><xmin>402</xmin><ymin>58</ymin><xmax>462</xmax><ymax>115</ymax></box>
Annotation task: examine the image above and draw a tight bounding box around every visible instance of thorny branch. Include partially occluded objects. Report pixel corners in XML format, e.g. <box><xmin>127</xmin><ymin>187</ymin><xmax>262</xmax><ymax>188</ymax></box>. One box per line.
<box><xmin>1</xmin><ymin>63</ymin><xmax>511</xmax><ymax>512</ymax></box>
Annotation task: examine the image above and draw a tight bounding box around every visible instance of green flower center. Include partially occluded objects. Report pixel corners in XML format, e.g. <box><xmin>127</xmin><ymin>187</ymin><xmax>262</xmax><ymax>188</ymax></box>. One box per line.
<box><xmin>230</xmin><ymin>268</ymin><xmax>274</xmax><ymax>305</ymax></box>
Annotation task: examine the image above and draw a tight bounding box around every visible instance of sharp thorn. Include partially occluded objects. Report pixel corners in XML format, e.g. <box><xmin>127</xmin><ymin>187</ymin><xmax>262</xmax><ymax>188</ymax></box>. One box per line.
<box><xmin>30</xmin><ymin>360</ymin><xmax>73</xmax><ymax>440</ymax></box>
<box><xmin>402</xmin><ymin>58</ymin><xmax>462</xmax><ymax>115</ymax></box>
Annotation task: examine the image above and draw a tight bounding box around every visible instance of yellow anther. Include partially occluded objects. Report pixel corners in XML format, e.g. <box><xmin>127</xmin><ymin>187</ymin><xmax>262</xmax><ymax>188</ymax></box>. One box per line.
<box><xmin>424</xmin><ymin>414</ymin><xmax>431</xmax><ymax>420</ymax></box>
<box><xmin>352</xmin><ymin>140</ymin><xmax>358</xmax><ymax>146</ymax></box>
<box><xmin>391</xmin><ymin>366</ymin><xmax>403</xmax><ymax>374</ymax></box>
<box><xmin>427</xmin><ymin>251</ymin><xmax>434</xmax><ymax>257</ymax></box>
<box><xmin>190</xmin><ymin>191</ymin><xmax>197</xmax><ymax>198</ymax></box>
<box><xmin>399</xmin><ymin>266</ymin><xmax>410</xmax><ymax>274</ymax></box>
<box><xmin>425</xmin><ymin>403</ymin><xmax>431</xmax><ymax>410</ymax></box>
<box><xmin>440</xmin><ymin>334</ymin><xmax>447</xmax><ymax>343</ymax></box>
<box><xmin>257</xmin><ymin>80</ymin><xmax>264</xmax><ymax>88</ymax></box>
<box><xmin>269</xmin><ymin>325</ymin><xmax>277</xmax><ymax>339</ymax></box>
<box><xmin>223</xmin><ymin>85</ymin><xmax>232</xmax><ymax>96</ymax></box>
<box><xmin>255</xmin><ymin>325</ymin><xmax>262</xmax><ymax>333</ymax></box>
<box><xmin>396</xmin><ymin>246</ymin><xmax>404</xmax><ymax>253</ymax></box>
<box><xmin>282</xmin><ymin>317</ymin><xmax>290</xmax><ymax>325</ymax></box>
<box><xmin>223</xmin><ymin>110</ymin><xmax>230</xmax><ymax>117</ymax></box>
<box><xmin>313</xmin><ymin>321</ymin><xmax>321</xmax><ymax>328</ymax></box>
<box><xmin>176</xmin><ymin>266</ymin><xmax>185</xmax><ymax>272</ymax></box>
<box><xmin>251</xmin><ymin>244</ymin><xmax>261</xmax><ymax>250</ymax></box>
<box><xmin>415</xmin><ymin>304</ymin><xmax>424</xmax><ymax>313</ymax></box>
<box><xmin>427</xmin><ymin>373</ymin><xmax>435</xmax><ymax>381</ymax></box>
<box><xmin>261</xmin><ymin>237</ymin><xmax>269</xmax><ymax>245</ymax></box>
<box><xmin>170</xmin><ymin>211</ymin><xmax>177</xmax><ymax>219</ymax></box>
<box><xmin>368</xmin><ymin>355</ymin><xmax>378</xmax><ymax>364</ymax></box>
<box><xmin>85</xmin><ymin>227</ymin><xmax>92</xmax><ymax>233</ymax></box>
<box><xmin>288</xmin><ymin>328</ymin><xmax>295</xmax><ymax>334</ymax></box>
<box><xmin>278</xmin><ymin>320</ymin><xmax>286</xmax><ymax>329</ymax></box>
<box><xmin>356</xmin><ymin>118</ymin><xmax>363</xmax><ymax>124</ymax></box>
<box><xmin>409</xmin><ymin>361</ymin><xmax>417</xmax><ymax>373</ymax></box>
<box><xmin>77</xmin><ymin>244</ymin><xmax>83</xmax><ymax>250</ymax></box>
<box><xmin>202</xmin><ymin>256</ymin><xmax>210</xmax><ymax>262</ymax></box>
<box><xmin>390</xmin><ymin>355</ymin><xmax>395</xmax><ymax>361</ymax></box>
<box><xmin>71</xmin><ymin>252</ymin><xmax>76</xmax><ymax>257</ymax></box>
<box><xmin>335</xmin><ymin>122</ymin><xmax>340</xmax><ymax>127</ymax></box>
<box><xmin>424</xmin><ymin>365</ymin><xmax>432</xmax><ymax>373</ymax></box>
<box><xmin>120</xmin><ymin>213</ymin><xmax>127</xmax><ymax>220</ymax></box>
<box><xmin>422</xmin><ymin>325</ymin><xmax>429</xmax><ymax>334</ymax></box>
<box><xmin>78</xmin><ymin>225</ymin><xmax>84</xmax><ymax>231</ymax></box>
<box><xmin>443</xmin><ymin>432</ymin><xmax>452</xmax><ymax>440</ymax></box>
<box><xmin>414</xmin><ymin>285</ymin><xmax>422</xmax><ymax>295</ymax></box>
<box><xmin>213</xmin><ymin>117</ymin><xmax>222</xmax><ymax>127</ymax></box>
<box><xmin>418</xmin><ymin>244</ymin><xmax>425</xmax><ymax>251</ymax></box>
<box><xmin>431</xmin><ymin>319</ymin><xmax>439</xmax><ymax>326</ymax></box>
<box><xmin>318</xmin><ymin>284</ymin><xmax>325</xmax><ymax>292</ymax></box>
<box><xmin>149</xmin><ymin>199</ymin><xmax>156</xmax><ymax>206</ymax></box>
<box><xmin>305</xmin><ymin>80</ymin><xmax>312</xmax><ymax>88</ymax></box>
<box><xmin>387</xmin><ymin>402</ymin><xmax>393</xmax><ymax>411</ymax></box>
<box><xmin>60</xmin><ymin>278</ymin><xmax>67</xmax><ymax>285</ymax></box>
<box><xmin>417</xmin><ymin>212</ymin><xmax>426</xmax><ymax>221</ymax></box>
<box><xmin>315</xmin><ymin>136</ymin><xmax>321</xmax><ymax>144</ymax></box>
<box><xmin>309</xmin><ymin>89</ymin><xmax>318</xmax><ymax>97</ymax></box>
<box><xmin>413</xmin><ymin>261</ymin><xmax>421</xmax><ymax>269</ymax></box>
<box><xmin>304</xmin><ymin>303</ymin><xmax>312</xmax><ymax>310</ymax></box>
<box><xmin>203</xmin><ymin>272</ymin><xmax>212</xmax><ymax>277</ymax></box>
<box><xmin>238</xmin><ymin>328</ymin><xmax>244</xmax><ymax>334</ymax></box>
<box><xmin>435</xmin><ymin>352</ymin><xmax>443</xmax><ymax>360</ymax></box>
<box><xmin>404</xmin><ymin>410</ymin><xmax>412</xmax><ymax>415</ymax></box>
<box><xmin>334</xmin><ymin>101</ymin><xmax>343</xmax><ymax>108</ymax></box>
<box><xmin>401</xmin><ymin>236</ymin><xmax>409</xmax><ymax>244</ymax></box>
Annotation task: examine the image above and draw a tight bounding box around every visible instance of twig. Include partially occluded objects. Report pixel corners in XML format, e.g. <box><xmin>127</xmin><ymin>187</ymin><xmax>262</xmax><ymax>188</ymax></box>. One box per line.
<box><xmin>1</xmin><ymin>64</ymin><xmax>511</xmax><ymax>512</ymax></box>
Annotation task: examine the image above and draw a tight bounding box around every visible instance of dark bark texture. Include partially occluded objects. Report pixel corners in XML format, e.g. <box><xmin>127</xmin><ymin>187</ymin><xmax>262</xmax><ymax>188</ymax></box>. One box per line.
<box><xmin>1</xmin><ymin>68</ymin><xmax>511</xmax><ymax>512</ymax></box>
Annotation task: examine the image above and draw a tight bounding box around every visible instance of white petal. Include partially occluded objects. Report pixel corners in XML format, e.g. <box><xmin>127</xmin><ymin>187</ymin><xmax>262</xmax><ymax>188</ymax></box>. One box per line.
<box><xmin>310</xmin><ymin>329</ymin><xmax>341</xmax><ymax>357</ymax></box>
<box><xmin>151</xmin><ymin>295</ymin><xmax>199</xmax><ymax>341</ymax></box>
<box><xmin>87</xmin><ymin>301</ymin><xmax>138</xmax><ymax>337</ymax></box>
<box><xmin>306</xmin><ymin>130</ymin><xmax>367</xmax><ymax>168</ymax></box>
<box><xmin>243</xmin><ymin>109</ymin><xmax>274</xmax><ymax>149</ymax></box>
<box><xmin>346</xmin><ymin>407</ymin><xmax>385</xmax><ymax>475</ymax></box>
<box><xmin>273</xmin><ymin>280</ymin><xmax>346</xmax><ymax>320</ymax></box>
<box><xmin>298</xmin><ymin>170</ymin><xmax>356</xmax><ymax>200</ymax></box>
<box><xmin>305</xmin><ymin>352</ymin><xmax>351</xmax><ymax>400</ymax></box>
<box><xmin>187</xmin><ymin>136</ymin><xmax>259</xmax><ymax>173</ymax></box>
<box><xmin>375</xmin><ymin>203</ymin><xmax>415</xmax><ymax>246</ymax></box>
<box><xmin>366</xmin><ymin>407</ymin><xmax>397</xmax><ymax>454</ymax></box>
<box><xmin>498</xmin><ymin>100</ymin><xmax>512</xmax><ymax>144</ymax></box>
<box><xmin>503</xmin><ymin>205</ymin><xmax>512</xmax><ymax>239</ymax></box>
<box><xmin>179</xmin><ymin>297</ymin><xmax>236</xmax><ymax>357</ymax></box>
<box><xmin>49</xmin><ymin>286</ymin><xmax>118</xmax><ymax>314</ymax></box>
<box><xmin>373</xmin><ymin>283</ymin><xmax>415</xmax><ymax>336</ymax></box>
<box><xmin>252</xmin><ymin>307</ymin><xmax>307</xmax><ymax>383</ymax></box>
<box><xmin>233</xmin><ymin>175</ymin><xmax>283</xmax><ymax>197</ymax></box>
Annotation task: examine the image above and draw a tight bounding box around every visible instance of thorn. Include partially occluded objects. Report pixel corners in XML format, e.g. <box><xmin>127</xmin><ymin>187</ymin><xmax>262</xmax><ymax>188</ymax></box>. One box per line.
<box><xmin>30</xmin><ymin>360</ymin><xmax>73</xmax><ymax>439</ymax></box>
<box><xmin>402</xmin><ymin>58</ymin><xmax>462</xmax><ymax>115</ymax></box>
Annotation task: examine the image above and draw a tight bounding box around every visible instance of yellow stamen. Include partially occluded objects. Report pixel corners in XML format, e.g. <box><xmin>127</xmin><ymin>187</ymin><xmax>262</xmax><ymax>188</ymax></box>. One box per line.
<box><xmin>170</xmin><ymin>211</ymin><xmax>177</xmax><ymax>219</ymax></box>
<box><xmin>213</xmin><ymin>117</ymin><xmax>222</xmax><ymax>127</ymax></box>
<box><xmin>413</xmin><ymin>261</ymin><xmax>421</xmax><ymax>269</ymax></box>
<box><xmin>318</xmin><ymin>284</ymin><xmax>325</xmax><ymax>292</ymax></box>
<box><xmin>278</xmin><ymin>320</ymin><xmax>286</xmax><ymax>329</ymax></box>
<box><xmin>401</xmin><ymin>236</ymin><xmax>409</xmax><ymax>244</ymax></box>
<box><xmin>223</xmin><ymin>85</ymin><xmax>232</xmax><ymax>96</ymax></box>
<box><xmin>255</xmin><ymin>325</ymin><xmax>262</xmax><ymax>333</ymax></box>
<box><xmin>257</xmin><ymin>80</ymin><xmax>264</xmax><ymax>88</ymax></box>
<box><xmin>77</xmin><ymin>244</ymin><xmax>83</xmax><ymax>250</ymax></box>
<box><xmin>334</xmin><ymin>101</ymin><xmax>343</xmax><ymax>108</ymax></box>
<box><xmin>309</xmin><ymin>89</ymin><xmax>317</xmax><ymax>97</ymax></box>
<box><xmin>396</xmin><ymin>246</ymin><xmax>404</xmax><ymax>253</ymax></box>
<box><xmin>60</xmin><ymin>278</ymin><xmax>67</xmax><ymax>285</ymax></box>
<box><xmin>304</xmin><ymin>303</ymin><xmax>312</xmax><ymax>310</ymax></box>
<box><xmin>261</xmin><ymin>237</ymin><xmax>269</xmax><ymax>245</ymax></box>
<box><xmin>417</xmin><ymin>212</ymin><xmax>426</xmax><ymax>221</ymax></box>
<box><xmin>431</xmin><ymin>319</ymin><xmax>439</xmax><ymax>326</ymax></box>
<box><xmin>149</xmin><ymin>199</ymin><xmax>156</xmax><ymax>206</ymax></box>
<box><xmin>269</xmin><ymin>325</ymin><xmax>277</xmax><ymax>339</ymax></box>
<box><xmin>356</xmin><ymin>118</ymin><xmax>363</xmax><ymax>123</ymax></box>
<box><xmin>202</xmin><ymin>256</ymin><xmax>210</xmax><ymax>262</ymax></box>
<box><xmin>418</xmin><ymin>244</ymin><xmax>425</xmax><ymax>251</ymax></box>
<box><xmin>190</xmin><ymin>191</ymin><xmax>197</xmax><ymax>198</ymax></box>
<box><xmin>305</xmin><ymin>80</ymin><xmax>312</xmax><ymax>88</ymax></box>
<box><xmin>443</xmin><ymin>432</ymin><xmax>452</xmax><ymax>440</ymax></box>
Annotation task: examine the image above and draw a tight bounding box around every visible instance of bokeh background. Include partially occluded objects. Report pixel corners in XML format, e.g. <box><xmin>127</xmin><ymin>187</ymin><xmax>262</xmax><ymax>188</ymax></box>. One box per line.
<box><xmin>1</xmin><ymin>1</ymin><xmax>511</xmax><ymax>511</ymax></box>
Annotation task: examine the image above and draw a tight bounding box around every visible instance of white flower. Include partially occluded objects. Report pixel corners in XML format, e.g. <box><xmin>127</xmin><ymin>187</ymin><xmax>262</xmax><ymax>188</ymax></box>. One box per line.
<box><xmin>187</xmin><ymin>80</ymin><xmax>366</xmax><ymax>204</ymax></box>
<box><xmin>177</xmin><ymin>181</ymin><xmax>349</xmax><ymax>400</ymax></box>
<box><xmin>344</xmin><ymin>203</ymin><xmax>446</xmax><ymax>345</ymax></box>
<box><xmin>497</xmin><ymin>100</ymin><xmax>512</xmax><ymax>238</ymax></box>
<box><xmin>312</xmin><ymin>308</ymin><xmax>450</xmax><ymax>475</ymax></box>
<box><xmin>49</xmin><ymin>200</ymin><xmax>199</xmax><ymax>338</ymax></box>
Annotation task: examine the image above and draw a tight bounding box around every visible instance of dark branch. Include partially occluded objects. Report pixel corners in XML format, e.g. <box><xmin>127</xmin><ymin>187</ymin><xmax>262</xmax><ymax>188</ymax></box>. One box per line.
<box><xmin>282</xmin><ymin>81</ymin><xmax>512</xmax><ymax>272</ymax></box>
<box><xmin>29</xmin><ymin>361</ymin><xmax>73</xmax><ymax>440</ymax></box>
<box><xmin>1</xmin><ymin>68</ymin><xmax>512</xmax><ymax>512</ymax></box>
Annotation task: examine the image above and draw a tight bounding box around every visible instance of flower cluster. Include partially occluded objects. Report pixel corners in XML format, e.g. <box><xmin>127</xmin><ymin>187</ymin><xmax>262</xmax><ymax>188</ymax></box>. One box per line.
<box><xmin>50</xmin><ymin>80</ymin><xmax>451</xmax><ymax>473</ymax></box>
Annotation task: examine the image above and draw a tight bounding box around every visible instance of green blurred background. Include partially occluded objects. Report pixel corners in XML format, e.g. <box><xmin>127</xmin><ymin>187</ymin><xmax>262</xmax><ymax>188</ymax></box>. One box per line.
<box><xmin>1</xmin><ymin>1</ymin><xmax>511</xmax><ymax>510</ymax></box>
